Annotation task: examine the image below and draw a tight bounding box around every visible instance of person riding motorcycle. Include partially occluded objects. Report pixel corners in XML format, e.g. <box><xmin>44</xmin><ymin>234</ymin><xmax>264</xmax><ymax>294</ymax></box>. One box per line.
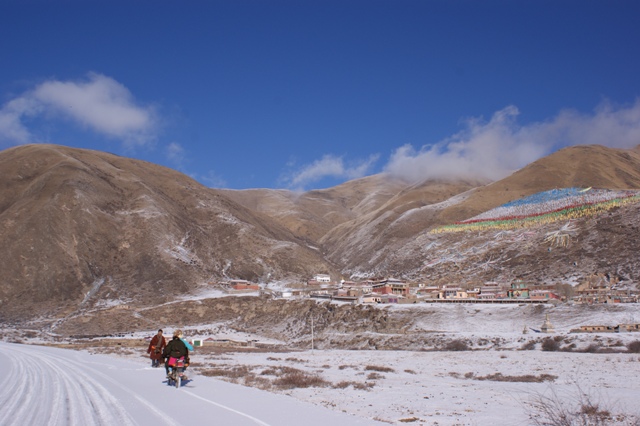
<box><xmin>162</xmin><ymin>329</ymin><xmax>194</xmax><ymax>380</ymax></box>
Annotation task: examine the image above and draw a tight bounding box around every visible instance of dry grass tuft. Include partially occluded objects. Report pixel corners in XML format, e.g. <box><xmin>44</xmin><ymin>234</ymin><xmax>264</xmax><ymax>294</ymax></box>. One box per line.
<box><xmin>365</xmin><ymin>365</ymin><xmax>395</xmax><ymax>373</ymax></box>
<box><xmin>260</xmin><ymin>366</ymin><xmax>302</xmax><ymax>376</ymax></box>
<box><xmin>338</xmin><ymin>364</ymin><xmax>358</xmax><ymax>370</ymax></box>
<box><xmin>444</xmin><ymin>339</ymin><xmax>471</xmax><ymax>351</ymax></box>
<box><xmin>366</xmin><ymin>372</ymin><xmax>385</xmax><ymax>380</ymax></box>
<box><xmin>627</xmin><ymin>341</ymin><xmax>640</xmax><ymax>353</ymax></box>
<box><xmin>526</xmin><ymin>383</ymin><xmax>640</xmax><ymax>426</ymax></box>
<box><xmin>285</xmin><ymin>357</ymin><xmax>307</xmax><ymax>363</ymax></box>
<box><xmin>582</xmin><ymin>344</ymin><xmax>602</xmax><ymax>353</ymax></box>
<box><xmin>333</xmin><ymin>380</ymin><xmax>374</xmax><ymax>390</ymax></box>
<box><xmin>542</xmin><ymin>337</ymin><xmax>563</xmax><ymax>352</ymax></box>
<box><xmin>272</xmin><ymin>369</ymin><xmax>330</xmax><ymax>389</ymax></box>
<box><xmin>353</xmin><ymin>381</ymin><xmax>375</xmax><ymax>390</ymax></box>
<box><xmin>243</xmin><ymin>374</ymin><xmax>273</xmax><ymax>390</ymax></box>
<box><xmin>473</xmin><ymin>372</ymin><xmax>557</xmax><ymax>383</ymax></box>
<box><xmin>199</xmin><ymin>365</ymin><xmax>252</xmax><ymax>379</ymax></box>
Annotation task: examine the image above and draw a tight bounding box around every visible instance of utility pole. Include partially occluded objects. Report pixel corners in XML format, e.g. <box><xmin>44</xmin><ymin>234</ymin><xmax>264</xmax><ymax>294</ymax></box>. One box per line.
<box><xmin>311</xmin><ymin>316</ymin><xmax>314</xmax><ymax>352</ymax></box>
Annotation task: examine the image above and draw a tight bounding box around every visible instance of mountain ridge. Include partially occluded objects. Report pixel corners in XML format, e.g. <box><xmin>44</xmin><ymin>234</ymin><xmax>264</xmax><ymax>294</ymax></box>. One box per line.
<box><xmin>1</xmin><ymin>143</ymin><xmax>640</xmax><ymax>322</ymax></box>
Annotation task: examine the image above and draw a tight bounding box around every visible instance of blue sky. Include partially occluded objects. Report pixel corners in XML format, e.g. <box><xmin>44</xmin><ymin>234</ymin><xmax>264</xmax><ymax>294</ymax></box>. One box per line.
<box><xmin>1</xmin><ymin>0</ymin><xmax>640</xmax><ymax>190</ymax></box>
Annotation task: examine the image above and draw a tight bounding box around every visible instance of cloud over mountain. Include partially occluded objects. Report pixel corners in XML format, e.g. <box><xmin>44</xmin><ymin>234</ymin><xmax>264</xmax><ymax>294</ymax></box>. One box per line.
<box><xmin>384</xmin><ymin>100</ymin><xmax>640</xmax><ymax>183</ymax></box>
<box><xmin>283</xmin><ymin>153</ymin><xmax>380</xmax><ymax>190</ymax></box>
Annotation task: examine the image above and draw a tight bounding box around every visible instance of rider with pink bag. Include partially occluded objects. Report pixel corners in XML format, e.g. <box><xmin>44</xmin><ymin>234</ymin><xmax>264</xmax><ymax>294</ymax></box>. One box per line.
<box><xmin>162</xmin><ymin>329</ymin><xmax>194</xmax><ymax>380</ymax></box>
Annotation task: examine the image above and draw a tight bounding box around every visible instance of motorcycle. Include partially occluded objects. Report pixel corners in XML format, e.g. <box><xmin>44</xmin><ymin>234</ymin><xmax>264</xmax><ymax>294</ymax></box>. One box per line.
<box><xmin>166</xmin><ymin>357</ymin><xmax>188</xmax><ymax>388</ymax></box>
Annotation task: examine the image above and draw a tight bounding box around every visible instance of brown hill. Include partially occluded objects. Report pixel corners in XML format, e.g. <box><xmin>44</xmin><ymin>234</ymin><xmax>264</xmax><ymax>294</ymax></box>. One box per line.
<box><xmin>2</xmin><ymin>143</ymin><xmax>640</xmax><ymax>324</ymax></box>
<box><xmin>319</xmin><ymin>144</ymin><xmax>640</xmax><ymax>273</ymax></box>
<box><xmin>220</xmin><ymin>173</ymin><xmax>408</xmax><ymax>244</ymax></box>
<box><xmin>0</xmin><ymin>144</ymin><xmax>336</xmax><ymax>320</ymax></box>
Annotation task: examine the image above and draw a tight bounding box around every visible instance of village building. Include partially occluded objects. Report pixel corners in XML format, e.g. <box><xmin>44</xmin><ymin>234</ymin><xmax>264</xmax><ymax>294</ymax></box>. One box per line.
<box><xmin>574</xmin><ymin>323</ymin><xmax>640</xmax><ymax>333</ymax></box>
<box><xmin>439</xmin><ymin>286</ymin><xmax>473</xmax><ymax>299</ymax></box>
<box><xmin>573</xmin><ymin>286</ymin><xmax>609</xmax><ymax>304</ymax></box>
<box><xmin>439</xmin><ymin>286</ymin><xmax>460</xmax><ymax>299</ymax></box>
<box><xmin>570</xmin><ymin>273</ymin><xmax>635</xmax><ymax>304</ymax></box>
<box><xmin>378</xmin><ymin>293</ymin><xmax>401</xmax><ymax>303</ymax></box>
<box><xmin>576</xmin><ymin>325</ymin><xmax>616</xmax><ymax>333</ymax></box>
<box><xmin>530</xmin><ymin>289</ymin><xmax>561</xmax><ymax>301</ymax></box>
<box><xmin>478</xmin><ymin>291</ymin><xmax>496</xmax><ymax>301</ymax></box>
<box><xmin>455</xmin><ymin>289</ymin><xmax>469</xmax><ymax>299</ymax></box>
<box><xmin>331</xmin><ymin>289</ymin><xmax>359</xmax><ymax>303</ymax></box>
<box><xmin>507</xmin><ymin>280</ymin><xmax>530</xmax><ymax>299</ymax></box>
<box><xmin>313</xmin><ymin>274</ymin><xmax>331</xmax><ymax>283</ymax></box>
<box><xmin>343</xmin><ymin>282</ymin><xmax>373</xmax><ymax>296</ymax></box>
<box><xmin>415</xmin><ymin>286</ymin><xmax>440</xmax><ymax>299</ymax></box>
<box><xmin>360</xmin><ymin>293</ymin><xmax>381</xmax><ymax>303</ymax></box>
<box><xmin>466</xmin><ymin>288</ymin><xmax>481</xmax><ymax>299</ymax></box>
<box><xmin>618</xmin><ymin>323</ymin><xmax>640</xmax><ymax>332</ymax></box>
<box><xmin>371</xmin><ymin>278</ymin><xmax>409</xmax><ymax>296</ymax></box>
<box><xmin>228</xmin><ymin>279</ymin><xmax>260</xmax><ymax>291</ymax></box>
<box><xmin>309</xmin><ymin>288</ymin><xmax>333</xmax><ymax>299</ymax></box>
<box><xmin>399</xmin><ymin>294</ymin><xmax>419</xmax><ymax>304</ymax></box>
<box><xmin>479</xmin><ymin>281</ymin><xmax>507</xmax><ymax>300</ymax></box>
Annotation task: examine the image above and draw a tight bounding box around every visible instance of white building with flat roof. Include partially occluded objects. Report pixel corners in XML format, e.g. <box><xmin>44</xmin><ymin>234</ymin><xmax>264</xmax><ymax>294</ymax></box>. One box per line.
<box><xmin>314</xmin><ymin>274</ymin><xmax>331</xmax><ymax>283</ymax></box>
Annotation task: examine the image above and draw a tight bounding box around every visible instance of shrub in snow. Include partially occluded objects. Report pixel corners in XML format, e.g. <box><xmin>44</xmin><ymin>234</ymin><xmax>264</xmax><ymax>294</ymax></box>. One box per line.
<box><xmin>627</xmin><ymin>341</ymin><xmax>640</xmax><ymax>353</ymax></box>
<box><xmin>444</xmin><ymin>339</ymin><xmax>470</xmax><ymax>351</ymax></box>
<box><xmin>527</xmin><ymin>384</ymin><xmax>639</xmax><ymax>426</ymax></box>
<box><xmin>364</xmin><ymin>365</ymin><xmax>395</xmax><ymax>373</ymax></box>
<box><xmin>542</xmin><ymin>337</ymin><xmax>561</xmax><ymax>352</ymax></box>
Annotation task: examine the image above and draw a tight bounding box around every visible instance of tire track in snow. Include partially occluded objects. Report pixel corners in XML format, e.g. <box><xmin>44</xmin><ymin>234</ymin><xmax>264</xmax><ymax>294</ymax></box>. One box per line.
<box><xmin>0</xmin><ymin>343</ymin><xmax>318</xmax><ymax>426</ymax></box>
<box><xmin>77</xmin><ymin>356</ymin><xmax>274</xmax><ymax>425</ymax></box>
<box><xmin>0</xmin><ymin>344</ymin><xmax>177</xmax><ymax>426</ymax></box>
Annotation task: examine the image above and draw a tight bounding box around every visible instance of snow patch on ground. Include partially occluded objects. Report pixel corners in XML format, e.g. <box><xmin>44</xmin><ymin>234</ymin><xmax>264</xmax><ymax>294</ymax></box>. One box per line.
<box><xmin>93</xmin><ymin>298</ymin><xmax>130</xmax><ymax>309</ymax></box>
<box><xmin>397</xmin><ymin>188</ymin><xmax>477</xmax><ymax>223</ymax></box>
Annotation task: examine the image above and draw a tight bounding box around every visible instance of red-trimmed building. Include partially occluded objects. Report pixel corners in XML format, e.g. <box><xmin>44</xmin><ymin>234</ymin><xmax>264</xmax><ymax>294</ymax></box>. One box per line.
<box><xmin>371</xmin><ymin>278</ymin><xmax>409</xmax><ymax>296</ymax></box>
<box><xmin>229</xmin><ymin>280</ymin><xmax>260</xmax><ymax>291</ymax></box>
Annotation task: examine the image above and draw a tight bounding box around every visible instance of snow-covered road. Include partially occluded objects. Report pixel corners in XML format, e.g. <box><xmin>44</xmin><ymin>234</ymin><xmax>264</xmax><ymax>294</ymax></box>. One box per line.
<box><xmin>0</xmin><ymin>342</ymin><xmax>376</xmax><ymax>426</ymax></box>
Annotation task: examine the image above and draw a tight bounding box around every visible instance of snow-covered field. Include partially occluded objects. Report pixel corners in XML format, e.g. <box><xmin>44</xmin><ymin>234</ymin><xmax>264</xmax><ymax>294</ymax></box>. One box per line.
<box><xmin>201</xmin><ymin>348</ymin><xmax>640</xmax><ymax>425</ymax></box>
<box><xmin>2</xmin><ymin>339</ymin><xmax>639</xmax><ymax>426</ymax></box>
<box><xmin>3</xmin><ymin>303</ymin><xmax>640</xmax><ymax>425</ymax></box>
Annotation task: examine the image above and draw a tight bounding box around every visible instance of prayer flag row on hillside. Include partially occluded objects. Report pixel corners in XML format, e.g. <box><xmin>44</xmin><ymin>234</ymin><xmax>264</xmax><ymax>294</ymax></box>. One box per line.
<box><xmin>431</xmin><ymin>188</ymin><xmax>640</xmax><ymax>233</ymax></box>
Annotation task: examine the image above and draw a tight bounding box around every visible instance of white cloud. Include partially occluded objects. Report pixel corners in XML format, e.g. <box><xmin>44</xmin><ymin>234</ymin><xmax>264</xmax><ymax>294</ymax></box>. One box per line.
<box><xmin>0</xmin><ymin>97</ymin><xmax>39</xmax><ymax>143</ymax></box>
<box><xmin>0</xmin><ymin>73</ymin><xmax>156</xmax><ymax>147</ymax></box>
<box><xmin>285</xmin><ymin>154</ymin><xmax>379</xmax><ymax>190</ymax></box>
<box><xmin>166</xmin><ymin>142</ymin><xmax>186</xmax><ymax>167</ymax></box>
<box><xmin>384</xmin><ymin>100</ymin><xmax>640</xmax><ymax>183</ymax></box>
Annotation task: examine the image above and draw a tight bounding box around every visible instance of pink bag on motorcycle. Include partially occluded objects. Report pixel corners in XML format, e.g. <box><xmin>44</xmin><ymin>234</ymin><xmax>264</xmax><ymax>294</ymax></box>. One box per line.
<box><xmin>167</xmin><ymin>356</ymin><xmax>185</xmax><ymax>367</ymax></box>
